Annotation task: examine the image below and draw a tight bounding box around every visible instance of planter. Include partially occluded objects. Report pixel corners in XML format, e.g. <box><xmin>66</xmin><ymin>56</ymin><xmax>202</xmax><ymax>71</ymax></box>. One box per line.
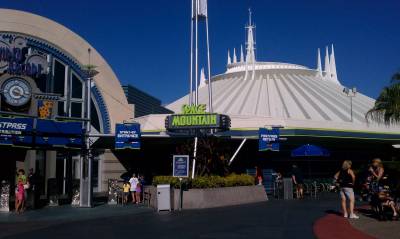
<box><xmin>144</xmin><ymin>185</ymin><xmax>267</xmax><ymax>210</ymax></box>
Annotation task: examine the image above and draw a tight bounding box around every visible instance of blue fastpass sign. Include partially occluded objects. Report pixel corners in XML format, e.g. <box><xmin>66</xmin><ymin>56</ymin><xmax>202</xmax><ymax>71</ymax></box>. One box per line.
<box><xmin>115</xmin><ymin>123</ymin><xmax>141</xmax><ymax>150</ymax></box>
<box><xmin>173</xmin><ymin>155</ymin><xmax>189</xmax><ymax>177</ymax></box>
<box><xmin>259</xmin><ymin>127</ymin><xmax>280</xmax><ymax>151</ymax></box>
<box><xmin>0</xmin><ymin>117</ymin><xmax>34</xmax><ymax>145</ymax></box>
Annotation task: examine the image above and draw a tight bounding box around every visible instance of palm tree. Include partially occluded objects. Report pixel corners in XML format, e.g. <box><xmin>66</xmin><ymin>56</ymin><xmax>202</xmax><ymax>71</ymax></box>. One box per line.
<box><xmin>366</xmin><ymin>71</ymin><xmax>400</xmax><ymax>124</ymax></box>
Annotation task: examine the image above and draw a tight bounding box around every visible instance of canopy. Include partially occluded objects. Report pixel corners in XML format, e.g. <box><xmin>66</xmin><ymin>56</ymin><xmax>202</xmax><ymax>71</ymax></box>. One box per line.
<box><xmin>291</xmin><ymin>144</ymin><xmax>330</xmax><ymax>157</ymax></box>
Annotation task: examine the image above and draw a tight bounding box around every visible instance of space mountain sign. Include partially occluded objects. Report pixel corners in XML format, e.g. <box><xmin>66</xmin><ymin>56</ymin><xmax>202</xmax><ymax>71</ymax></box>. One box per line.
<box><xmin>165</xmin><ymin>104</ymin><xmax>230</xmax><ymax>132</ymax></box>
<box><xmin>0</xmin><ymin>35</ymin><xmax>49</xmax><ymax>77</ymax></box>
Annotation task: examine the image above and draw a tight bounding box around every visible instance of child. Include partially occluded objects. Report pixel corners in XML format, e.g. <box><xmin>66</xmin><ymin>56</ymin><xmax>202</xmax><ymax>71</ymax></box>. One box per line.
<box><xmin>15</xmin><ymin>179</ymin><xmax>25</xmax><ymax>214</ymax></box>
<box><xmin>135</xmin><ymin>181</ymin><xmax>141</xmax><ymax>204</ymax></box>
<box><xmin>379</xmin><ymin>189</ymin><xmax>398</xmax><ymax>219</ymax></box>
<box><xmin>122</xmin><ymin>181</ymin><xmax>130</xmax><ymax>205</ymax></box>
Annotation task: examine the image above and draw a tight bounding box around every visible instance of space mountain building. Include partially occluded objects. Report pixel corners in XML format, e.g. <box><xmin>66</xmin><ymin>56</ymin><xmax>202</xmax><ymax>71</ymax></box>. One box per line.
<box><xmin>138</xmin><ymin>16</ymin><xmax>400</xmax><ymax>144</ymax></box>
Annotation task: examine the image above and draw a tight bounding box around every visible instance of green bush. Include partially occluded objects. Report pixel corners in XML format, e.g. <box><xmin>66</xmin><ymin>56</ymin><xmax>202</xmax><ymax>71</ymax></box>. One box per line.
<box><xmin>152</xmin><ymin>176</ymin><xmax>181</xmax><ymax>188</ymax></box>
<box><xmin>152</xmin><ymin>174</ymin><xmax>254</xmax><ymax>189</ymax></box>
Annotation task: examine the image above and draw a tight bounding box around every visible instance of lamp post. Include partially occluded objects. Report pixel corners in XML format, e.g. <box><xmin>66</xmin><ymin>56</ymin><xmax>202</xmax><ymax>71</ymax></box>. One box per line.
<box><xmin>80</xmin><ymin>48</ymin><xmax>99</xmax><ymax>208</ymax></box>
<box><xmin>343</xmin><ymin>87</ymin><xmax>357</xmax><ymax>122</ymax></box>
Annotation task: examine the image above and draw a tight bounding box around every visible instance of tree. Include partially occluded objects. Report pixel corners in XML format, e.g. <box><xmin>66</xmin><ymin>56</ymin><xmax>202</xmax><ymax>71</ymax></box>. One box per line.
<box><xmin>366</xmin><ymin>71</ymin><xmax>400</xmax><ymax>124</ymax></box>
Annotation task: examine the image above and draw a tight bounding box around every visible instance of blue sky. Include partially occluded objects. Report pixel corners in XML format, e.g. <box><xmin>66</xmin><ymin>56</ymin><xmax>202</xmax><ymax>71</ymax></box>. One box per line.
<box><xmin>1</xmin><ymin>0</ymin><xmax>400</xmax><ymax>104</ymax></box>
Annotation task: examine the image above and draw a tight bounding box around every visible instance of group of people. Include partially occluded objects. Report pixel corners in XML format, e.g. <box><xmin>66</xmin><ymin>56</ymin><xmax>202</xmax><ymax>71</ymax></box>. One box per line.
<box><xmin>334</xmin><ymin>158</ymin><xmax>399</xmax><ymax>220</ymax></box>
<box><xmin>122</xmin><ymin>174</ymin><xmax>145</xmax><ymax>205</ymax></box>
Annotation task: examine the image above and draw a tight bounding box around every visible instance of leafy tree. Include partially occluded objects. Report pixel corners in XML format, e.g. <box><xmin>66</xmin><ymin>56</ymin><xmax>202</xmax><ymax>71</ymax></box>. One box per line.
<box><xmin>366</xmin><ymin>71</ymin><xmax>400</xmax><ymax>124</ymax></box>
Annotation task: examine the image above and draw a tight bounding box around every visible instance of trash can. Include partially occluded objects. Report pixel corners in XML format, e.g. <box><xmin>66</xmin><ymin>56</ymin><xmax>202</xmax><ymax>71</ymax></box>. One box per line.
<box><xmin>157</xmin><ymin>184</ymin><xmax>171</xmax><ymax>212</ymax></box>
<box><xmin>283</xmin><ymin>178</ymin><xmax>293</xmax><ymax>200</ymax></box>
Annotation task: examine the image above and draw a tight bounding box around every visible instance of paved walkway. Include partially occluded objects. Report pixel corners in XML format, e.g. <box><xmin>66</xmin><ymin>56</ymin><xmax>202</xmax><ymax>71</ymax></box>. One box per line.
<box><xmin>350</xmin><ymin>207</ymin><xmax>400</xmax><ymax>239</ymax></box>
<box><xmin>0</xmin><ymin>193</ymin><xmax>396</xmax><ymax>239</ymax></box>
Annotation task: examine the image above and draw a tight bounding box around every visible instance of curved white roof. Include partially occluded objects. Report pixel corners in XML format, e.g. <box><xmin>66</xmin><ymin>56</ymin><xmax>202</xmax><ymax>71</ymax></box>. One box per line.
<box><xmin>164</xmin><ymin>66</ymin><xmax>400</xmax><ymax>134</ymax></box>
<box><xmin>168</xmin><ymin>67</ymin><xmax>372</xmax><ymax>122</ymax></box>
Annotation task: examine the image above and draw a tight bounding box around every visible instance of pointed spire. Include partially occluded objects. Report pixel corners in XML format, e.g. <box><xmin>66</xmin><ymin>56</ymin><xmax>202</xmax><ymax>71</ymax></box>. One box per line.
<box><xmin>240</xmin><ymin>44</ymin><xmax>244</xmax><ymax>62</ymax></box>
<box><xmin>324</xmin><ymin>46</ymin><xmax>331</xmax><ymax>79</ymax></box>
<box><xmin>317</xmin><ymin>48</ymin><xmax>323</xmax><ymax>78</ymax></box>
<box><xmin>233</xmin><ymin>48</ymin><xmax>237</xmax><ymax>63</ymax></box>
<box><xmin>199</xmin><ymin>67</ymin><xmax>207</xmax><ymax>88</ymax></box>
<box><xmin>329</xmin><ymin>44</ymin><xmax>340</xmax><ymax>84</ymax></box>
<box><xmin>245</xmin><ymin>9</ymin><xmax>256</xmax><ymax>63</ymax></box>
<box><xmin>227</xmin><ymin>50</ymin><xmax>231</xmax><ymax>65</ymax></box>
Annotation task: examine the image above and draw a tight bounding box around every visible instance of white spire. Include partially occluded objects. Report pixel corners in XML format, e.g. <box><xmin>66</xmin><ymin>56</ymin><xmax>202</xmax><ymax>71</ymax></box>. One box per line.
<box><xmin>240</xmin><ymin>44</ymin><xmax>244</xmax><ymax>62</ymax></box>
<box><xmin>233</xmin><ymin>48</ymin><xmax>237</xmax><ymax>63</ymax></box>
<box><xmin>324</xmin><ymin>46</ymin><xmax>331</xmax><ymax>80</ymax></box>
<box><xmin>329</xmin><ymin>44</ymin><xmax>340</xmax><ymax>84</ymax></box>
<box><xmin>317</xmin><ymin>48</ymin><xmax>323</xmax><ymax>78</ymax></box>
<box><xmin>199</xmin><ymin>67</ymin><xmax>207</xmax><ymax>88</ymax></box>
<box><xmin>245</xmin><ymin>8</ymin><xmax>256</xmax><ymax>63</ymax></box>
<box><xmin>227</xmin><ymin>49</ymin><xmax>231</xmax><ymax>65</ymax></box>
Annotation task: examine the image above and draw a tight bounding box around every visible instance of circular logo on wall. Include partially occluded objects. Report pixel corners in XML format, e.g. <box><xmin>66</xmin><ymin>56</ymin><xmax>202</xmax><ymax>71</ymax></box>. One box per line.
<box><xmin>1</xmin><ymin>77</ymin><xmax>32</xmax><ymax>107</ymax></box>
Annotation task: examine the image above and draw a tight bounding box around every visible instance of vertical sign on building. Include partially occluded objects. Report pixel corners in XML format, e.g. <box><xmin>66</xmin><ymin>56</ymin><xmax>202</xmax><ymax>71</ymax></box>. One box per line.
<box><xmin>115</xmin><ymin>123</ymin><xmax>141</xmax><ymax>150</ymax></box>
<box><xmin>173</xmin><ymin>155</ymin><xmax>189</xmax><ymax>178</ymax></box>
<box><xmin>259</xmin><ymin>127</ymin><xmax>280</xmax><ymax>151</ymax></box>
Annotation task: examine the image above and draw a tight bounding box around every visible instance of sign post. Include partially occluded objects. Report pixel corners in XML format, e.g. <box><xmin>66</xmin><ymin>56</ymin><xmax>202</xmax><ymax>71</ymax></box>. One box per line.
<box><xmin>173</xmin><ymin>155</ymin><xmax>189</xmax><ymax>211</ymax></box>
<box><xmin>115</xmin><ymin>123</ymin><xmax>141</xmax><ymax>150</ymax></box>
<box><xmin>259</xmin><ymin>127</ymin><xmax>281</xmax><ymax>152</ymax></box>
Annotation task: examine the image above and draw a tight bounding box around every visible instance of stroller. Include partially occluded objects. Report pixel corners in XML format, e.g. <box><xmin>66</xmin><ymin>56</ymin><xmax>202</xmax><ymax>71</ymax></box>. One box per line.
<box><xmin>369</xmin><ymin>177</ymin><xmax>399</xmax><ymax>220</ymax></box>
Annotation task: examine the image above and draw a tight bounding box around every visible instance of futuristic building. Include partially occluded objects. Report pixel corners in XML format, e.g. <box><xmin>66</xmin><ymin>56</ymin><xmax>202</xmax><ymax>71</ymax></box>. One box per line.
<box><xmin>141</xmin><ymin>14</ymin><xmax>400</xmax><ymax>140</ymax></box>
<box><xmin>0</xmin><ymin>9</ymin><xmax>133</xmax><ymax>194</ymax></box>
<box><xmin>136</xmin><ymin>13</ymin><xmax>400</xmax><ymax>176</ymax></box>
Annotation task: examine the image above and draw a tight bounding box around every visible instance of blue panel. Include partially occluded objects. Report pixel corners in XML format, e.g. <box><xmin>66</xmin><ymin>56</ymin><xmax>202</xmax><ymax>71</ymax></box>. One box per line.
<box><xmin>259</xmin><ymin>127</ymin><xmax>280</xmax><ymax>151</ymax></box>
<box><xmin>36</xmin><ymin>136</ymin><xmax>83</xmax><ymax>148</ymax></box>
<box><xmin>36</xmin><ymin>119</ymin><xmax>83</xmax><ymax>135</ymax></box>
<box><xmin>173</xmin><ymin>155</ymin><xmax>189</xmax><ymax>177</ymax></box>
<box><xmin>115</xmin><ymin>123</ymin><xmax>141</xmax><ymax>150</ymax></box>
<box><xmin>0</xmin><ymin>117</ymin><xmax>34</xmax><ymax>145</ymax></box>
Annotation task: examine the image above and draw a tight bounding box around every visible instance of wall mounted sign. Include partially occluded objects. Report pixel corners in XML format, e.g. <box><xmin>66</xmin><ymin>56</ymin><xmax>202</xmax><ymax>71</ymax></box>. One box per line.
<box><xmin>259</xmin><ymin>127</ymin><xmax>280</xmax><ymax>151</ymax></box>
<box><xmin>0</xmin><ymin>117</ymin><xmax>84</xmax><ymax>148</ymax></box>
<box><xmin>115</xmin><ymin>123</ymin><xmax>141</xmax><ymax>150</ymax></box>
<box><xmin>173</xmin><ymin>155</ymin><xmax>189</xmax><ymax>178</ymax></box>
<box><xmin>38</xmin><ymin>100</ymin><xmax>54</xmax><ymax>119</ymax></box>
<box><xmin>165</xmin><ymin>104</ymin><xmax>230</xmax><ymax>132</ymax></box>
<box><xmin>0</xmin><ymin>117</ymin><xmax>34</xmax><ymax>145</ymax></box>
<box><xmin>0</xmin><ymin>35</ymin><xmax>48</xmax><ymax>77</ymax></box>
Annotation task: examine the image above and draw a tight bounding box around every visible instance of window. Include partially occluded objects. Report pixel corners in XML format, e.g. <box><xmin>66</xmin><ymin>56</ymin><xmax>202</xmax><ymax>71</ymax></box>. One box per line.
<box><xmin>53</xmin><ymin>60</ymin><xmax>65</xmax><ymax>96</ymax></box>
<box><xmin>90</xmin><ymin>99</ymin><xmax>101</xmax><ymax>132</ymax></box>
<box><xmin>57</xmin><ymin>101</ymin><xmax>66</xmax><ymax>117</ymax></box>
<box><xmin>71</xmin><ymin>74</ymin><xmax>83</xmax><ymax>99</ymax></box>
<box><xmin>70</xmin><ymin>102</ymin><xmax>82</xmax><ymax>118</ymax></box>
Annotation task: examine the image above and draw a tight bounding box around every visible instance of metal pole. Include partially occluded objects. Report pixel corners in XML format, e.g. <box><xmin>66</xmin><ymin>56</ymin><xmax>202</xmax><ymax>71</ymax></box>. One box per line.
<box><xmin>350</xmin><ymin>96</ymin><xmax>353</xmax><ymax>122</ymax></box>
<box><xmin>194</xmin><ymin>0</ymin><xmax>199</xmax><ymax>106</ymax></box>
<box><xmin>229</xmin><ymin>138</ymin><xmax>247</xmax><ymax>166</ymax></box>
<box><xmin>205</xmin><ymin>13</ymin><xmax>213</xmax><ymax>112</ymax></box>
<box><xmin>191</xmin><ymin>136</ymin><xmax>198</xmax><ymax>179</ymax></box>
<box><xmin>189</xmin><ymin>0</ymin><xmax>194</xmax><ymax>105</ymax></box>
<box><xmin>179</xmin><ymin>177</ymin><xmax>183</xmax><ymax>211</ymax></box>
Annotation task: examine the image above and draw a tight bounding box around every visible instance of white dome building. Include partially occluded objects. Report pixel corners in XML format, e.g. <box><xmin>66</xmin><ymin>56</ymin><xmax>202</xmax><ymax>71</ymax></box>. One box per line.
<box><xmin>140</xmin><ymin>15</ymin><xmax>400</xmax><ymax>141</ymax></box>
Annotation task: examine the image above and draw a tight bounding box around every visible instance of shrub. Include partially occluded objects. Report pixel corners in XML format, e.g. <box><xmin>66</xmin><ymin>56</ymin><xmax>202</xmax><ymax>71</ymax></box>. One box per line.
<box><xmin>152</xmin><ymin>174</ymin><xmax>254</xmax><ymax>189</ymax></box>
<box><xmin>152</xmin><ymin>176</ymin><xmax>181</xmax><ymax>188</ymax></box>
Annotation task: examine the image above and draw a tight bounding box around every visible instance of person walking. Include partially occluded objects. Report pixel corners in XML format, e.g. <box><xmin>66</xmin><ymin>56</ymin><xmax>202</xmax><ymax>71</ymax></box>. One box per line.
<box><xmin>291</xmin><ymin>165</ymin><xmax>304</xmax><ymax>199</ymax></box>
<box><xmin>122</xmin><ymin>181</ymin><xmax>130</xmax><ymax>205</ymax></box>
<box><xmin>334</xmin><ymin>160</ymin><xmax>359</xmax><ymax>219</ymax></box>
<box><xmin>135</xmin><ymin>180</ymin><xmax>142</xmax><ymax>204</ymax></box>
<box><xmin>129</xmin><ymin>174</ymin><xmax>139</xmax><ymax>204</ymax></box>
<box><xmin>15</xmin><ymin>178</ymin><xmax>25</xmax><ymax>214</ymax></box>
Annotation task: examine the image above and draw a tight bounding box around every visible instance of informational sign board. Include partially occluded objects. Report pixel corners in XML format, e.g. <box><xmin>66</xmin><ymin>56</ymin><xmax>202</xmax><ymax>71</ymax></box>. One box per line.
<box><xmin>0</xmin><ymin>117</ymin><xmax>34</xmax><ymax>145</ymax></box>
<box><xmin>115</xmin><ymin>123</ymin><xmax>141</xmax><ymax>150</ymax></box>
<box><xmin>165</xmin><ymin>104</ymin><xmax>230</xmax><ymax>132</ymax></box>
<box><xmin>173</xmin><ymin>155</ymin><xmax>189</xmax><ymax>178</ymax></box>
<box><xmin>259</xmin><ymin>127</ymin><xmax>280</xmax><ymax>151</ymax></box>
